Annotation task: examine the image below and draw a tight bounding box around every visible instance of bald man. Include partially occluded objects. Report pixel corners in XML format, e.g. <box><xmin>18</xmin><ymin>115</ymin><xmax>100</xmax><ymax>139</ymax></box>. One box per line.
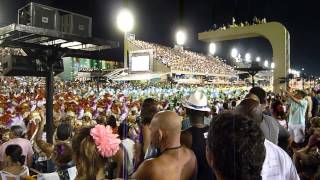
<box><xmin>132</xmin><ymin>111</ymin><xmax>197</xmax><ymax>180</ymax></box>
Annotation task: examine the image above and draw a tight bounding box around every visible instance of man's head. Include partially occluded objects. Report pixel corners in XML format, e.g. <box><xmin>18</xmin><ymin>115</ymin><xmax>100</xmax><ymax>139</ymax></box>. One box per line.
<box><xmin>9</xmin><ymin>125</ymin><xmax>25</xmax><ymax>139</ymax></box>
<box><xmin>206</xmin><ymin>112</ymin><xmax>266</xmax><ymax>180</ymax></box>
<box><xmin>249</xmin><ymin>87</ymin><xmax>266</xmax><ymax>105</ymax></box>
<box><xmin>235</xmin><ymin>99</ymin><xmax>263</xmax><ymax>123</ymax></box>
<box><xmin>149</xmin><ymin>111</ymin><xmax>181</xmax><ymax>150</ymax></box>
<box><xmin>183</xmin><ymin>90</ymin><xmax>210</xmax><ymax>123</ymax></box>
<box><xmin>310</xmin><ymin>89</ymin><xmax>317</xmax><ymax>97</ymax></box>
<box><xmin>245</xmin><ymin>93</ymin><xmax>260</xmax><ymax>103</ymax></box>
<box><xmin>141</xmin><ymin>98</ymin><xmax>159</xmax><ymax>125</ymax></box>
<box><xmin>56</xmin><ymin>122</ymin><xmax>73</xmax><ymax>141</ymax></box>
<box><xmin>294</xmin><ymin>90</ymin><xmax>307</xmax><ymax>100</ymax></box>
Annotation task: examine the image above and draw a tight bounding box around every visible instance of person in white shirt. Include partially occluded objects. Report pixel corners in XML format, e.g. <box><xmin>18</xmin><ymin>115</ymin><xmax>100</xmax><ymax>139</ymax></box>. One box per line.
<box><xmin>285</xmin><ymin>89</ymin><xmax>308</xmax><ymax>145</ymax></box>
<box><xmin>118</xmin><ymin>123</ymin><xmax>135</xmax><ymax>175</ymax></box>
<box><xmin>262</xmin><ymin>139</ymin><xmax>300</xmax><ymax>180</ymax></box>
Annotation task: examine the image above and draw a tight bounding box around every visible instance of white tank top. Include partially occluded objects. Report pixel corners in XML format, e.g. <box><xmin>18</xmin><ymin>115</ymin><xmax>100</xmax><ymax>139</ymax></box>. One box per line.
<box><xmin>0</xmin><ymin>166</ymin><xmax>29</xmax><ymax>180</ymax></box>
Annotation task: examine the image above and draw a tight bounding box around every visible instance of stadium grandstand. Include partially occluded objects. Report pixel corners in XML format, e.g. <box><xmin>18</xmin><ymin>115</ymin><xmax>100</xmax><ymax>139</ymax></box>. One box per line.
<box><xmin>0</xmin><ymin>47</ymin><xmax>26</xmax><ymax>57</ymax></box>
<box><xmin>129</xmin><ymin>39</ymin><xmax>236</xmax><ymax>77</ymax></box>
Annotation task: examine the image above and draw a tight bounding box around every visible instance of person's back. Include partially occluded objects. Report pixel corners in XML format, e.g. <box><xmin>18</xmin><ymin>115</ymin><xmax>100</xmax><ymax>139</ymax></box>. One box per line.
<box><xmin>132</xmin><ymin>111</ymin><xmax>197</xmax><ymax>180</ymax></box>
<box><xmin>183</xmin><ymin>126</ymin><xmax>214</xmax><ymax>180</ymax></box>
<box><xmin>121</xmin><ymin>138</ymin><xmax>135</xmax><ymax>175</ymax></box>
<box><xmin>262</xmin><ymin>139</ymin><xmax>299</xmax><ymax>180</ymax></box>
<box><xmin>0</xmin><ymin>165</ymin><xmax>29</xmax><ymax>180</ymax></box>
<box><xmin>0</xmin><ymin>126</ymin><xmax>33</xmax><ymax>167</ymax></box>
<box><xmin>180</xmin><ymin>90</ymin><xmax>215</xmax><ymax>180</ymax></box>
<box><xmin>140</xmin><ymin>146</ymin><xmax>197</xmax><ymax>180</ymax></box>
<box><xmin>0</xmin><ymin>144</ymin><xmax>29</xmax><ymax>180</ymax></box>
<box><xmin>260</xmin><ymin>114</ymin><xmax>280</xmax><ymax>144</ymax></box>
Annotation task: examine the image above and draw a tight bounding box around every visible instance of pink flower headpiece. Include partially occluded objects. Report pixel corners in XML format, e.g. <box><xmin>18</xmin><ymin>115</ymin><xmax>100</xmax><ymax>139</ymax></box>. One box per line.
<box><xmin>90</xmin><ymin>124</ymin><xmax>121</xmax><ymax>158</ymax></box>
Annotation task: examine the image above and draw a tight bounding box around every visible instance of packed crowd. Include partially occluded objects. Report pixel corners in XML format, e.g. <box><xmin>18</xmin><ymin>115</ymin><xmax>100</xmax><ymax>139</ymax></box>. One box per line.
<box><xmin>0</xmin><ymin>48</ymin><xmax>26</xmax><ymax>58</ymax></box>
<box><xmin>206</xmin><ymin>17</ymin><xmax>268</xmax><ymax>32</ymax></box>
<box><xmin>0</xmin><ymin>76</ymin><xmax>319</xmax><ymax>179</ymax></box>
<box><xmin>130</xmin><ymin>40</ymin><xmax>236</xmax><ymax>76</ymax></box>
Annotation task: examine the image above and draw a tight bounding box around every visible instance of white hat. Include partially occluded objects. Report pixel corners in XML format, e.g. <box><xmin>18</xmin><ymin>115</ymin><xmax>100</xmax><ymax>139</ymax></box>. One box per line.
<box><xmin>182</xmin><ymin>90</ymin><xmax>210</xmax><ymax>112</ymax></box>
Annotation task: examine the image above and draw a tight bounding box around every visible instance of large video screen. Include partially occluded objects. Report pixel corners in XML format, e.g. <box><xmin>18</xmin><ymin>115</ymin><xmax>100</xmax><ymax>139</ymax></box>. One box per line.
<box><xmin>131</xmin><ymin>55</ymin><xmax>150</xmax><ymax>71</ymax></box>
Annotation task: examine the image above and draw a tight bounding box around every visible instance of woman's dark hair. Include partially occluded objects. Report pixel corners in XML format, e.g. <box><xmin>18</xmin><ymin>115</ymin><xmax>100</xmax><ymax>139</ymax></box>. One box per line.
<box><xmin>56</xmin><ymin>123</ymin><xmax>73</xmax><ymax>141</ymax></box>
<box><xmin>271</xmin><ymin>100</ymin><xmax>285</xmax><ymax>119</ymax></box>
<box><xmin>140</xmin><ymin>98</ymin><xmax>159</xmax><ymax>125</ymax></box>
<box><xmin>52</xmin><ymin>142</ymin><xmax>73</xmax><ymax>165</ymax></box>
<box><xmin>118</xmin><ymin>123</ymin><xmax>130</xmax><ymax>140</ymax></box>
<box><xmin>223</xmin><ymin>102</ymin><xmax>229</xmax><ymax>110</ymax></box>
<box><xmin>5</xmin><ymin>144</ymin><xmax>25</xmax><ymax>165</ymax></box>
<box><xmin>207</xmin><ymin>112</ymin><xmax>265</xmax><ymax>180</ymax></box>
<box><xmin>231</xmin><ymin>100</ymin><xmax>237</xmax><ymax>107</ymax></box>
<box><xmin>107</xmin><ymin>115</ymin><xmax>117</xmax><ymax>128</ymax></box>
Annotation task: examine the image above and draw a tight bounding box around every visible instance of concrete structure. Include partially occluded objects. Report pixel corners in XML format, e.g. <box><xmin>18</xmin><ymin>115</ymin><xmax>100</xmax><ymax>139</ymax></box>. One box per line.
<box><xmin>199</xmin><ymin>22</ymin><xmax>290</xmax><ymax>92</ymax></box>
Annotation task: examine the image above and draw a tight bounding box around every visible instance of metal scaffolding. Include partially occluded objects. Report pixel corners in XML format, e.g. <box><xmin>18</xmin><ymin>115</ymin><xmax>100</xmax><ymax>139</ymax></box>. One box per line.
<box><xmin>0</xmin><ymin>23</ymin><xmax>119</xmax><ymax>143</ymax></box>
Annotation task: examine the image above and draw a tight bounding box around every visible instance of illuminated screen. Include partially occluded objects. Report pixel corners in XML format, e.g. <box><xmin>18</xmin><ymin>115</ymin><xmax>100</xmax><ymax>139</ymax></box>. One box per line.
<box><xmin>131</xmin><ymin>55</ymin><xmax>150</xmax><ymax>71</ymax></box>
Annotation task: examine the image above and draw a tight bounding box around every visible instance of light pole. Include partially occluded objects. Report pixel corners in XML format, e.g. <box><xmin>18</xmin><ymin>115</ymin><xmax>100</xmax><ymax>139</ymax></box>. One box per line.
<box><xmin>264</xmin><ymin>60</ymin><xmax>269</xmax><ymax>68</ymax></box>
<box><xmin>116</xmin><ymin>8</ymin><xmax>134</xmax><ymax>69</ymax></box>
<box><xmin>256</xmin><ymin>57</ymin><xmax>261</xmax><ymax>62</ymax></box>
<box><xmin>231</xmin><ymin>48</ymin><xmax>238</xmax><ymax>59</ymax></box>
<box><xmin>271</xmin><ymin>62</ymin><xmax>275</xmax><ymax>69</ymax></box>
<box><xmin>176</xmin><ymin>29</ymin><xmax>187</xmax><ymax>46</ymax></box>
<box><xmin>209</xmin><ymin>42</ymin><xmax>216</xmax><ymax>56</ymax></box>
<box><xmin>245</xmin><ymin>53</ymin><xmax>251</xmax><ymax>63</ymax></box>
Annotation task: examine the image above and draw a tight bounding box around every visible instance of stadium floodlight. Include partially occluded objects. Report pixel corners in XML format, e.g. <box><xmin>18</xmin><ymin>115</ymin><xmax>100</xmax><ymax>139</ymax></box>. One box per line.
<box><xmin>245</xmin><ymin>53</ymin><xmax>251</xmax><ymax>62</ymax></box>
<box><xmin>296</xmin><ymin>71</ymin><xmax>301</xmax><ymax>77</ymax></box>
<box><xmin>271</xmin><ymin>62</ymin><xmax>275</xmax><ymax>69</ymax></box>
<box><xmin>116</xmin><ymin>8</ymin><xmax>134</xmax><ymax>33</ymax></box>
<box><xmin>209</xmin><ymin>43</ymin><xmax>216</xmax><ymax>55</ymax></box>
<box><xmin>256</xmin><ymin>57</ymin><xmax>261</xmax><ymax>62</ymax></box>
<box><xmin>231</xmin><ymin>48</ymin><xmax>238</xmax><ymax>58</ymax></box>
<box><xmin>264</xmin><ymin>60</ymin><xmax>269</xmax><ymax>67</ymax></box>
<box><xmin>176</xmin><ymin>30</ymin><xmax>187</xmax><ymax>46</ymax></box>
<box><xmin>302</xmin><ymin>68</ymin><xmax>305</xmax><ymax>71</ymax></box>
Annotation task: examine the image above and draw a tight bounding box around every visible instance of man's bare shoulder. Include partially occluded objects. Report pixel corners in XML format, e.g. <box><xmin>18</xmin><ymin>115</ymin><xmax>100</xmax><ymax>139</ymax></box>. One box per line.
<box><xmin>131</xmin><ymin>158</ymin><xmax>159</xmax><ymax>179</ymax></box>
<box><xmin>181</xmin><ymin>146</ymin><xmax>197</xmax><ymax>161</ymax></box>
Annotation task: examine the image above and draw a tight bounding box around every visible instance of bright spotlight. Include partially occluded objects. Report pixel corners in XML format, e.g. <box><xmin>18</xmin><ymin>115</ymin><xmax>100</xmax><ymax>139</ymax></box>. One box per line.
<box><xmin>271</xmin><ymin>62</ymin><xmax>275</xmax><ymax>69</ymax></box>
<box><xmin>176</xmin><ymin>30</ymin><xmax>187</xmax><ymax>46</ymax></box>
<box><xmin>116</xmin><ymin>8</ymin><xmax>134</xmax><ymax>33</ymax></box>
<box><xmin>256</xmin><ymin>57</ymin><xmax>261</xmax><ymax>62</ymax></box>
<box><xmin>209</xmin><ymin>43</ymin><xmax>216</xmax><ymax>55</ymax></box>
<box><xmin>264</xmin><ymin>60</ymin><xmax>269</xmax><ymax>67</ymax></box>
<box><xmin>231</xmin><ymin>48</ymin><xmax>238</xmax><ymax>58</ymax></box>
<box><xmin>245</xmin><ymin>53</ymin><xmax>251</xmax><ymax>62</ymax></box>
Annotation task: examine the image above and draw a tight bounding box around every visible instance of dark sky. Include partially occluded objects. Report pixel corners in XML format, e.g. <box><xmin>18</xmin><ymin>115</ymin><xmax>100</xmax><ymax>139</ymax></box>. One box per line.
<box><xmin>0</xmin><ymin>0</ymin><xmax>319</xmax><ymax>75</ymax></box>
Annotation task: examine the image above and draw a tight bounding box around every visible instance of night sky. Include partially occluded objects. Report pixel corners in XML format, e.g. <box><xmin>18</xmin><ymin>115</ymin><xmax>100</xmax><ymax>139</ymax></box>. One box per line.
<box><xmin>0</xmin><ymin>0</ymin><xmax>319</xmax><ymax>75</ymax></box>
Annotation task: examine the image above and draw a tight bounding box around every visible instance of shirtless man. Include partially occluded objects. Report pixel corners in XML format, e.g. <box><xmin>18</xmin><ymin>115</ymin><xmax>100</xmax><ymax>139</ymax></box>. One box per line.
<box><xmin>132</xmin><ymin>111</ymin><xmax>197</xmax><ymax>180</ymax></box>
